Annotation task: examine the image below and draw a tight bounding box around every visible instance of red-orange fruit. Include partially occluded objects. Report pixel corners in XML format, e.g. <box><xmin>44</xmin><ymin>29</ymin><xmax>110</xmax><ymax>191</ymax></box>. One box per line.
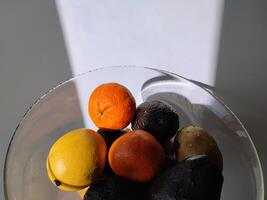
<box><xmin>108</xmin><ymin>130</ymin><xmax>165</xmax><ymax>182</ymax></box>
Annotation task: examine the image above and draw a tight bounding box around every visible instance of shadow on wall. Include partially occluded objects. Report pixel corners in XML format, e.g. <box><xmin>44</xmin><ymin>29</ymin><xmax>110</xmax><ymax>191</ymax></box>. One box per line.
<box><xmin>0</xmin><ymin>0</ymin><xmax>71</xmax><ymax>198</ymax></box>
<box><xmin>214</xmin><ymin>0</ymin><xmax>267</xmax><ymax>193</ymax></box>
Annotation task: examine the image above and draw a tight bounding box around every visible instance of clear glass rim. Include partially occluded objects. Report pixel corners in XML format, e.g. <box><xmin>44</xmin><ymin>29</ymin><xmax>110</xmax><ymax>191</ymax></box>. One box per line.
<box><xmin>4</xmin><ymin>65</ymin><xmax>264</xmax><ymax>200</ymax></box>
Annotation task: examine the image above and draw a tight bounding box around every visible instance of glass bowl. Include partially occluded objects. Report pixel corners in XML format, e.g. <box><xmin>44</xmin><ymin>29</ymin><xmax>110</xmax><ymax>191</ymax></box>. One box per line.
<box><xmin>4</xmin><ymin>66</ymin><xmax>264</xmax><ymax>200</ymax></box>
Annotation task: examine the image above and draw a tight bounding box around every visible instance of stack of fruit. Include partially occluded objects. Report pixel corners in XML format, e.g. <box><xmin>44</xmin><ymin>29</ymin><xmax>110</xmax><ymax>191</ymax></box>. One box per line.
<box><xmin>46</xmin><ymin>83</ymin><xmax>224</xmax><ymax>200</ymax></box>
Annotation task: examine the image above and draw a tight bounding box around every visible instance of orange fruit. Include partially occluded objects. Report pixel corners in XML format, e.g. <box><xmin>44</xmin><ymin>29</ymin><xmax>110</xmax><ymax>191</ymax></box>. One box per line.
<box><xmin>108</xmin><ymin>130</ymin><xmax>165</xmax><ymax>182</ymax></box>
<box><xmin>88</xmin><ymin>83</ymin><xmax>136</xmax><ymax>130</ymax></box>
<box><xmin>77</xmin><ymin>187</ymin><xmax>89</xmax><ymax>199</ymax></box>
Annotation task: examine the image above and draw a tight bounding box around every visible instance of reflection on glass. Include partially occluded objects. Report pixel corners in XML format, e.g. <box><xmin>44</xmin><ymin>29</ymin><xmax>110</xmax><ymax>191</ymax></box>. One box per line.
<box><xmin>5</xmin><ymin>66</ymin><xmax>263</xmax><ymax>200</ymax></box>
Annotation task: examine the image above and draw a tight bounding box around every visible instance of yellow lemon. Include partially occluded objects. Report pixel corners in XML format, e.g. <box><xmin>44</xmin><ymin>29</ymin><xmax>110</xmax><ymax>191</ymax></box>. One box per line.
<box><xmin>46</xmin><ymin>128</ymin><xmax>107</xmax><ymax>191</ymax></box>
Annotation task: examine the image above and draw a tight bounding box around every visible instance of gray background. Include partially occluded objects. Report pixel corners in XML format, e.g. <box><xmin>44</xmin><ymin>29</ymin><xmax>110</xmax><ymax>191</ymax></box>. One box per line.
<box><xmin>0</xmin><ymin>0</ymin><xmax>71</xmax><ymax>198</ymax></box>
<box><xmin>0</xmin><ymin>0</ymin><xmax>266</xmax><ymax>199</ymax></box>
<box><xmin>215</xmin><ymin>0</ymin><xmax>267</xmax><ymax>191</ymax></box>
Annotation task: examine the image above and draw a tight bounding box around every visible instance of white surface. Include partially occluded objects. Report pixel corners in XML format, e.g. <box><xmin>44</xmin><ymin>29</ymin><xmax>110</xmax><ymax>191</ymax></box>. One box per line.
<box><xmin>56</xmin><ymin>0</ymin><xmax>224</xmax><ymax>85</ymax></box>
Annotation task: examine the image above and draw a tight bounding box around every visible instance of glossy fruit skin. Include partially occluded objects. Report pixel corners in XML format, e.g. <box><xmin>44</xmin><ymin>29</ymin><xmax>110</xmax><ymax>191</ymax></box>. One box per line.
<box><xmin>174</xmin><ymin>126</ymin><xmax>223</xmax><ymax>171</ymax></box>
<box><xmin>83</xmin><ymin>176</ymin><xmax>149</xmax><ymax>200</ymax></box>
<box><xmin>108</xmin><ymin>130</ymin><xmax>165</xmax><ymax>182</ymax></box>
<box><xmin>149</xmin><ymin>155</ymin><xmax>224</xmax><ymax>200</ymax></box>
<box><xmin>131</xmin><ymin>100</ymin><xmax>179</xmax><ymax>143</ymax></box>
<box><xmin>46</xmin><ymin>128</ymin><xmax>107</xmax><ymax>191</ymax></box>
<box><xmin>88</xmin><ymin>82</ymin><xmax>136</xmax><ymax>130</ymax></box>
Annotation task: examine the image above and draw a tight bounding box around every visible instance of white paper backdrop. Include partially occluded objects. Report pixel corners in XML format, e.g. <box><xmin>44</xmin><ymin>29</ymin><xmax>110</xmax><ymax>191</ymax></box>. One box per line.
<box><xmin>56</xmin><ymin>0</ymin><xmax>224</xmax><ymax>85</ymax></box>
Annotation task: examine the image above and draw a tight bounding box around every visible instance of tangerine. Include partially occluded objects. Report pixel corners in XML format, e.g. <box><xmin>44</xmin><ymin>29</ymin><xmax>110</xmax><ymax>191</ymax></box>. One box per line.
<box><xmin>88</xmin><ymin>83</ymin><xmax>136</xmax><ymax>130</ymax></box>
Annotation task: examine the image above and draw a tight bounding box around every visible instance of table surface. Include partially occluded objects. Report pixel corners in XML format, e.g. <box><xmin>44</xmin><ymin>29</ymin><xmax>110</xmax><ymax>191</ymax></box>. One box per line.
<box><xmin>0</xmin><ymin>0</ymin><xmax>266</xmax><ymax>199</ymax></box>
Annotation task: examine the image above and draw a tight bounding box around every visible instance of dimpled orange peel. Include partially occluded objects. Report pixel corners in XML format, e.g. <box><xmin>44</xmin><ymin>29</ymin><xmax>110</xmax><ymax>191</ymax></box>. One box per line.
<box><xmin>88</xmin><ymin>82</ymin><xmax>136</xmax><ymax>130</ymax></box>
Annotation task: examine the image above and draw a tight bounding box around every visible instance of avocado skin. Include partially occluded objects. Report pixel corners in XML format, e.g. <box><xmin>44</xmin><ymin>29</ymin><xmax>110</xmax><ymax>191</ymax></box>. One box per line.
<box><xmin>97</xmin><ymin>129</ymin><xmax>125</xmax><ymax>148</ymax></box>
<box><xmin>131</xmin><ymin>100</ymin><xmax>179</xmax><ymax>143</ymax></box>
<box><xmin>84</xmin><ymin>176</ymin><xmax>148</xmax><ymax>200</ymax></box>
<box><xmin>97</xmin><ymin>129</ymin><xmax>126</xmax><ymax>176</ymax></box>
<box><xmin>149</xmin><ymin>155</ymin><xmax>224</xmax><ymax>200</ymax></box>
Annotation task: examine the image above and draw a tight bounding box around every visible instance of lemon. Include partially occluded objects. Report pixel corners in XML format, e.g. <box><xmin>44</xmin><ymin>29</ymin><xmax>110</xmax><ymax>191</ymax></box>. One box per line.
<box><xmin>46</xmin><ymin>128</ymin><xmax>107</xmax><ymax>191</ymax></box>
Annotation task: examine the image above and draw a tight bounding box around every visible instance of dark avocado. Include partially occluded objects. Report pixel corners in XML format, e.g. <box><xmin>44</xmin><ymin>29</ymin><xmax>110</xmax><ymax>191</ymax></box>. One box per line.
<box><xmin>174</xmin><ymin>126</ymin><xmax>223</xmax><ymax>171</ymax></box>
<box><xmin>131</xmin><ymin>100</ymin><xmax>179</xmax><ymax>143</ymax></box>
<box><xmin>149</xmin><ymin>155</ymin><xmax>224</xmax><ymax>200</ymax></box>
<box><xmin>162</xmin><ymin>139</ymin><xmax>177</xmax><ymax>161</ymax></box>
<box><xmin>84</xmin><ymin>176</ymin><xmax>148</xmax><ymax>200</ymax></box>
<box><xmin>97</xmin><ymin>129</ymin><xmax>126</xmax><ymax>176</ymax></box>
<box><xmin>97</xmin><ymin>129</ymin><xmax>125</xmax><ymax>148</ymax></box>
